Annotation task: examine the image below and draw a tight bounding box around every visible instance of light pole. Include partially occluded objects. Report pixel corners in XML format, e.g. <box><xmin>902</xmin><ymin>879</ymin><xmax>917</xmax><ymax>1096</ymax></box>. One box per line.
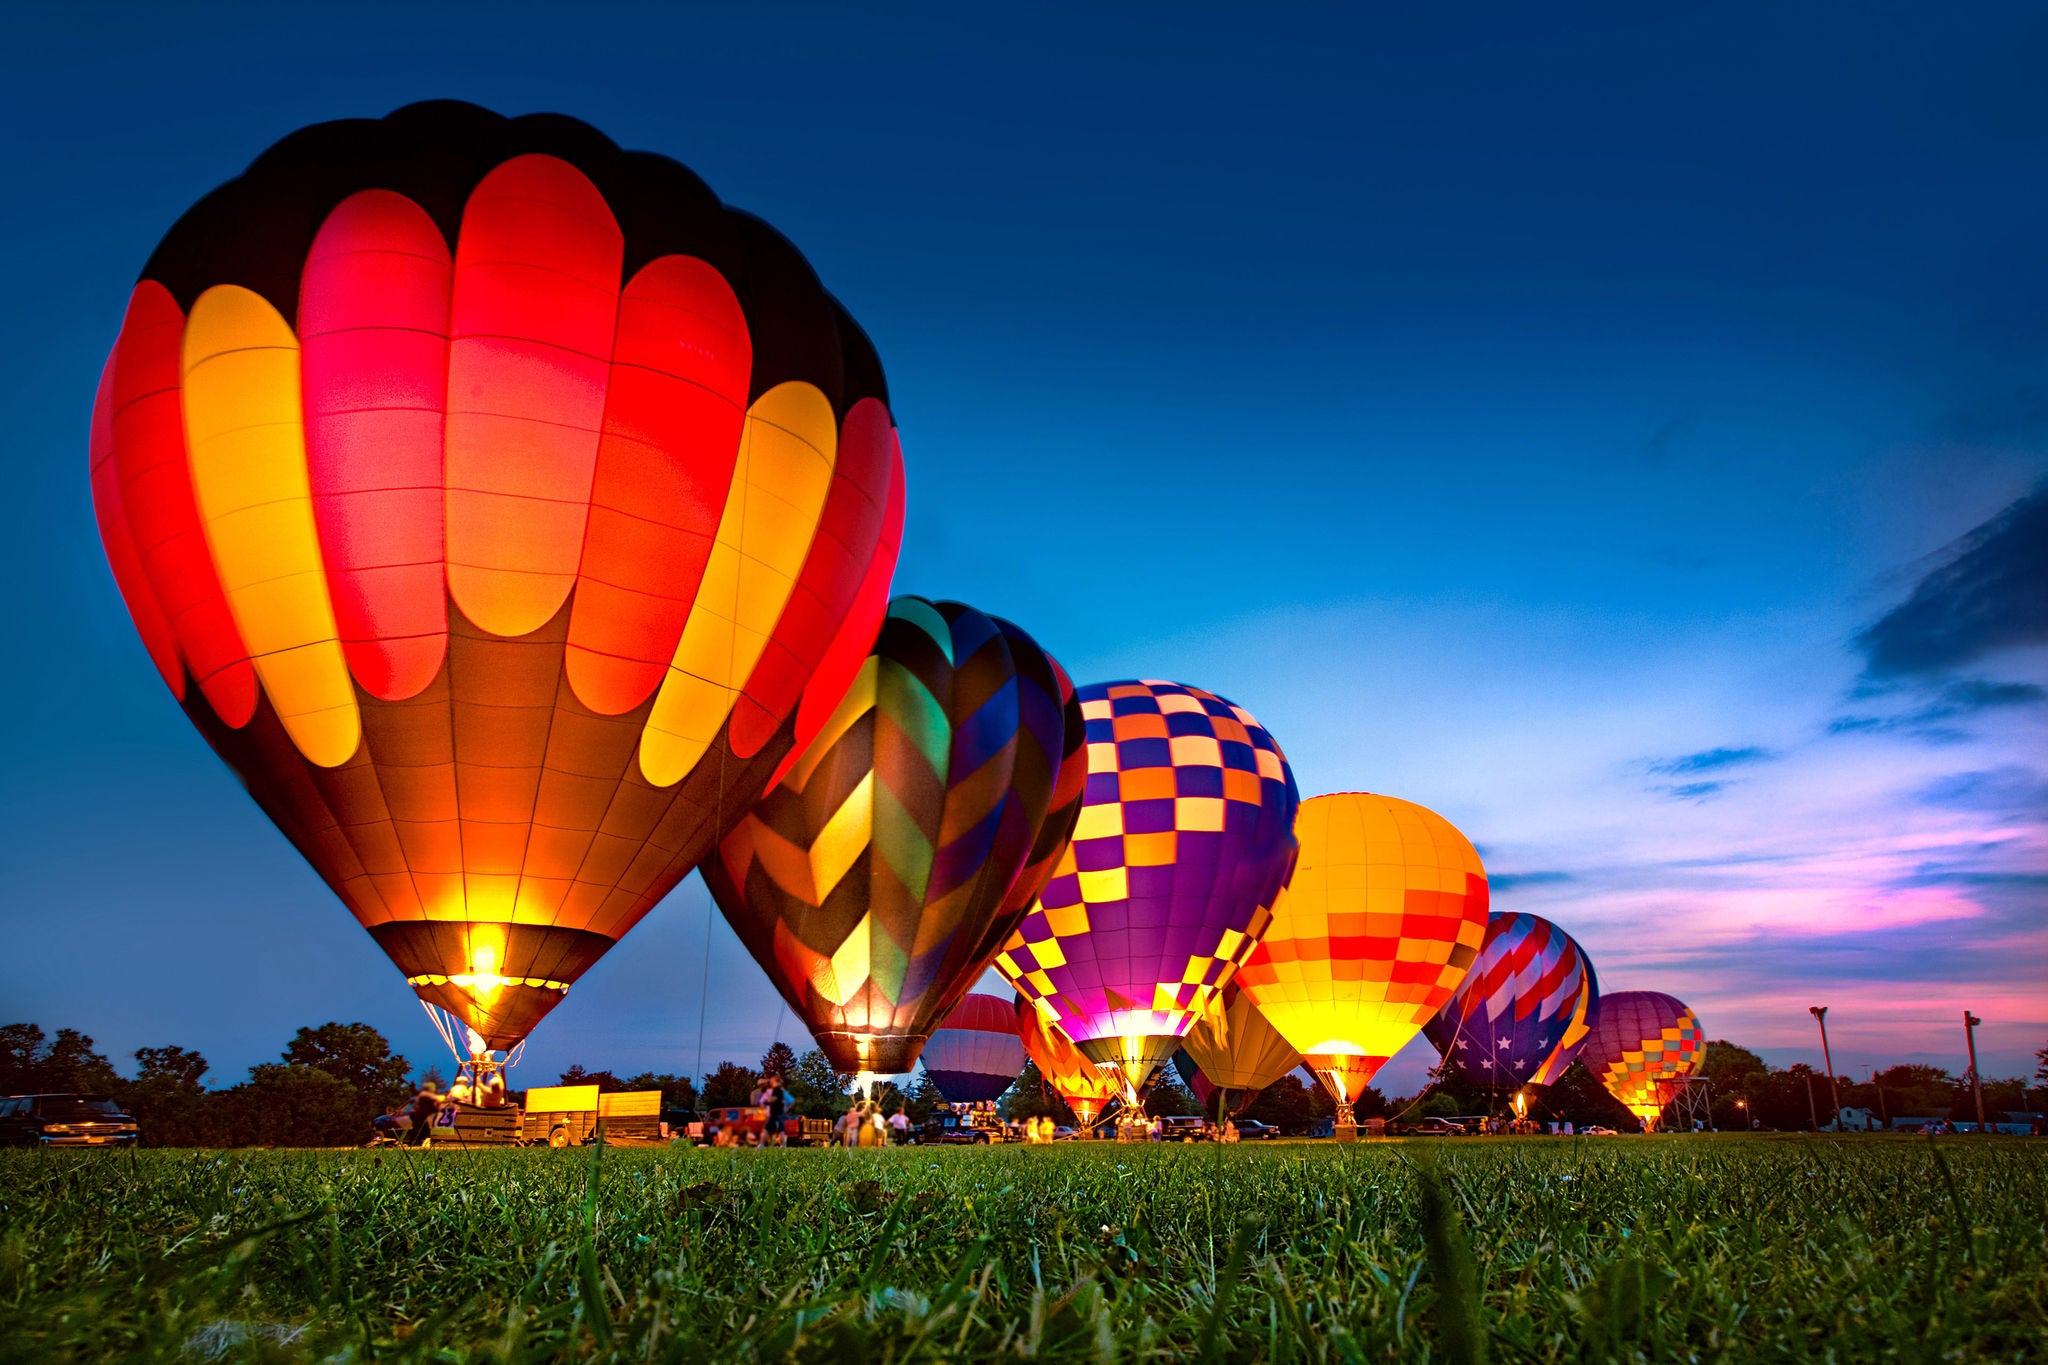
<box><xmin>1809</xmin><ymin>1006</ymin><xmax>1841</xmax><ymax>1130</ymax></box>
<box><xmin>1963</xmin><ymin>1011</ymin><xmax>1987</xmax><ymax>1133</ymax></box>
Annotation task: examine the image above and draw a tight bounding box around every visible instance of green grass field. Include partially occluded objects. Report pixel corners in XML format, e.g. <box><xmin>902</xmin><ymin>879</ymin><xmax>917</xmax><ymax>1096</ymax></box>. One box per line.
<box><xmin>1</xmin><ymin>1136</ymin><xmax>2041</xmax><ymax>1362</ymax></box>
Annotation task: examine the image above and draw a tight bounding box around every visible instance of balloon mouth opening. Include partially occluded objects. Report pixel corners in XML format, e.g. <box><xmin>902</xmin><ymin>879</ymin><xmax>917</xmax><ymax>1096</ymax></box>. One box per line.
<box><xmin>1299</xmin><ymin>1052</ymin><xmax>1388</xmax><ymax>1106</ymax></box>
<box><xmin>1074</xmin><ymin>1034</ymin><xmax>1181</xmax><ymax>1106</ymax></box>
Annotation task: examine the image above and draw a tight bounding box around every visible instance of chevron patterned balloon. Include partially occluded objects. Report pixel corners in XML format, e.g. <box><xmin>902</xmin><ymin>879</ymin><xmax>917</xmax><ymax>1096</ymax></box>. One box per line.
<box><xmin>705</xmin><ymin>597</ymin><xmax>1086</xmax><ymax>1073</ymax></box>
<box><xmin>1421</xmin><ymin>912</ymin><xmax>1600</xmax><ymax>1090</ymax></box>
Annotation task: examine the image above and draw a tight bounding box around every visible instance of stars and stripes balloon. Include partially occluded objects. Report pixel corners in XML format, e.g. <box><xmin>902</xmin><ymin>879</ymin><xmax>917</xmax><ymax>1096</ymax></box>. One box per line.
<box><xmin>89</xmin><ymin>102</ymin><xmax>906</xmax><ymax>1050</ymax></box>
<box><xmin>705</xmin><ymin>598</ymin><xmax>1086</xmax><ymax>1074</ymax></box>
<box><xmin>1177</xmin><ymin>981</ymin><xmax>1301</xmax><ymax>1117</ymax></box>
<box><xmin>1235</xmin><ymin>792</ymin><xmax>1489</xmax><ymax>1111</ymax></box>
<box><xmin>1578</xmin><ymin>990</ymin><xmax>1706</xmax><ymax>1129</ymax></box>
<box><xmin>1421</xmin><ymin>912</ymin><xmax>1600</xmax><ymax>1090</ymax></box>
<box><xmin>995</xmin><ymin>680</ymin><xmax>1299</xmax><ymax>1098</ymax></box>
<box><xmin>917</xmin><ymin>992</ymin><xmax>1028</xmax><ymax>1104</ymax></box>
<box><xmin>1014</xmin><ymin>993</ymin><xmax>1121</xmax><ymax>1130</ymax></box>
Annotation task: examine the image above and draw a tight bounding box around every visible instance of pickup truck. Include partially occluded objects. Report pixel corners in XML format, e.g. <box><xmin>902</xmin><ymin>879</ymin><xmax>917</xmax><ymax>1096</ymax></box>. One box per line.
<box><xmin>1159</xmin><ymin>1115</ymin><xmax>1209</xmax><ymax>1142</ymax></box>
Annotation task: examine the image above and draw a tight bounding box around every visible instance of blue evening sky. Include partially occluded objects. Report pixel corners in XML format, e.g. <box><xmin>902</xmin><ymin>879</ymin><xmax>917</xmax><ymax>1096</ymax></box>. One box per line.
<box><xmin>2</xmin><ymin>3</ymin><xmax>2042</xmax><ymax>1095</ymax></box>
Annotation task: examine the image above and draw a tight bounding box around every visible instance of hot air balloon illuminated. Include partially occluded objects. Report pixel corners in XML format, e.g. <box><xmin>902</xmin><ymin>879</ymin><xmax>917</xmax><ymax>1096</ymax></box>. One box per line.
<box><xmin>995</xmin><ymin>680</ymin><xmax>1299</xmax><ymax>1099</ymax></box>
<box><xmin>1578</xmin><ymin>990</ymin><xmax>1705</xmax><ymax>1130</ymax></box>
<box><xmin>1236</xmin><ymin>792</ymin><xmax>1488</xmax><ymax>1118</ymax></box>
<box><xmin>1014</xmin><ymin>994</ymin><xmax>1121</xmax><ymax>1130</ymax></box>
<box><xmin>1178</xmin><ymin>981</ymin><xmax>1300</xmax><ymax>1117</ymax></box>
<box><xmin>704</xmin><ymin>598</ymin><xmax>1086</xmax><ymax>1074</ymax></box>
<box><xmin>918</xmin><ymin>993</ymin><xmax>1027</xmax><ymax>1104</ymax></box>
<box><xmin>1421</xmin><ymin>912</ymin><xmax>1600</xmax><ymax>1092</ymax></box>
<box><xmin>89</xmin><ymin>103</ymin><xmax>906</xmax><ymax>1058</ymax></box>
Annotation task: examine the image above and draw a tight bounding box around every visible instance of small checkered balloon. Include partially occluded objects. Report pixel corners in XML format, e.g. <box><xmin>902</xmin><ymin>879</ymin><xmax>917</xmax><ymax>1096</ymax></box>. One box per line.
<box><xmin>995</xmin><ymin>680</ymin><xmax>1300</xmax><ymax>1097</ymax></box>
<box><xmin>1577</xmin><ymin>990</ymin><xmax>1705</xmax><ymax>1126</ymax></box>
<box><xmin>1422</xmin><ymin>912</ymin><xmax>1601</xmax><ymax>1090</ymax></box>
<box><xmin>1235</xmin><ymin>792</ymin><xmax>1490</xmax><ymax>1106</ymax></box>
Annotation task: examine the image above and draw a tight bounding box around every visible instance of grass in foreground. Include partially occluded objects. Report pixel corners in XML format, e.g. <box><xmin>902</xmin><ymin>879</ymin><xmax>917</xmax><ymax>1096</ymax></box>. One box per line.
<box><xmin>0</xmin><ymin>1136</ymin><xmax>2041</xmax><ymax>1362</ymax></box>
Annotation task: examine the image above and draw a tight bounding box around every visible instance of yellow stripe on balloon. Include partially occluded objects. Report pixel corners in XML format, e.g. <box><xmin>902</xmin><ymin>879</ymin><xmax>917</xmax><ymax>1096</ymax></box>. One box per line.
<box><xmin>638</xmin><ymin>381</ymin><xmax>837</xmax><ymax>787</ymax></box>
<box><xmin>807</xmin><ymin>769</ymin><xmax>874</xmax><ymax>901</ymax></box>
<box><xmin>181</xmin><ymin>286</ymin><xmax>360</xmax><ymax>768</ymax></box>
<box><xmin>787</xmin><ymin>656</ymin><xmax>879</xmax><ymax>792</ymax></box>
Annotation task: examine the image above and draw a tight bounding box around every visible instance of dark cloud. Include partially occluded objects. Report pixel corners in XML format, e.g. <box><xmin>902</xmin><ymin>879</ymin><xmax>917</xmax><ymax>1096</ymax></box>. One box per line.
<box><xmin>1650</xmin><ymin>746</ymin><xmax>1774</xmax><ymax>775</ymax></box>
<box><xmin>1663</xmin><ymin>781</ymin><xmax>1724</xmax><ymax>800</ymax></box>
<box><xmin>1489</xmin><ymin>870</ymin><xmax>1574</xmax><ymax>891</ymax></box>
<box><xmin>1855</xmin><ymin>486</ymin><xmax>2048</xmax><ymax>677</ymax></box>
<box><xmin>1829</xmin><ymin>677</ymin><xmax>2045</xmax><ymax>742</ymax></box>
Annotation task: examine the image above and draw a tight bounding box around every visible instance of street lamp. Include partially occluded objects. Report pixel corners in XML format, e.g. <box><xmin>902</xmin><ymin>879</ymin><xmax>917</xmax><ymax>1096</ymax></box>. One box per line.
<box><xmin>1963</xmin><ymin>1011</ymin><xmax>1987</xmax><ymax>1133</ymax></box>
<box><xmin>1809</xmin><ymin>1006</ymin><xmax>1841</xmax><ymax>1130</ymax></box>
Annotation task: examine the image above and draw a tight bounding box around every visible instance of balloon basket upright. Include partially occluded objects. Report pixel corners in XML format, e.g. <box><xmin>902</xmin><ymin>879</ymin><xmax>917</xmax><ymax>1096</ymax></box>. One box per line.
<box><xmin>1332</xmin><ymin>1114</ymin><xmax>1359</xmax><ymax>1143</ymax></box>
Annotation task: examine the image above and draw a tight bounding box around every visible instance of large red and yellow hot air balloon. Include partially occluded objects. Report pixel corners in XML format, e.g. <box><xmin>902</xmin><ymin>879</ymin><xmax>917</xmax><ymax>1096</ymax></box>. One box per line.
<box><xmin>1235</xmin><ymin>792</ymin><xmax>1489</xmax><ymax>1117</ymax></box>
<box><xmin>705</xmin><ymin>598</ymin><xmax>1086</xmax><ymax>1074</ymax></box>
<box><xmin>995</xmin><ymin>680</ymin><xmax>1299</xmax><ymax>1099</ymax></box>
<box><xmin>1014</xmin><ymin>993</ymin><xmax>1121</xmax><ymax>1130</ymax></box>
<box><xmin>1578</xmin><ymin>990</ymin><xmax>1705</xmax><ymax>1130</ymax></box>
<box><xmin>89</xmin><ymin>103</ymin><xmax>905</xmax><ymax>1053</ymax></box>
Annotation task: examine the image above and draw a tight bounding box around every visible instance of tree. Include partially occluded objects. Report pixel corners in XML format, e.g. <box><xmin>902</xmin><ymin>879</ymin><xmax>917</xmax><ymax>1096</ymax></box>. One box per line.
<box><xmin>1142</xmin><ymin>1068</ymin><xmax>1199</xmax><ymax>1118</ymax></box>
<box><xmin>280</xmin><ymin>1023</ymin><xmax>412</xmax><ymax>1113</ymax></box>
<box><xmin>1240</xmin><ymin>1075</ymin><xmax>1319</xmax><ymax>1133</ymax></box>
<box><xmin>0</xmin><ymin>1025</ymin><xmax>120</xmax><ymax>1094</ymax></box>
<box><xmin>1538</xmin><ymin>1061</ymin><xmax>1634</xmax><ymax>1131</ymax></box>
<box><xmin>902</xmin><ymin>1073</ymin><xmax>946</xmax><ymax>1125</ymax></box>
<box><xmin>700</xmin><ymin>1060</ymin><xmax>758</xmax><ymax>1108</ymax></box>
<box><xmin>758</xmin><ymin>1041</ymin><xmax>799</xmax><ymax>1082</ymax></box>
<box><xmin>558</xmin><ymin>1065</ymin><xmax>624</xmax><ymax>1091</ymax></box>
<box><xmin>119</xmin><ymin>1045</ymin><xmax>221</xmax><ymax>1147</ymax></box>
<box><xmin>786</xmin><ymin>1048</ymin><xmax>852</xmax><ymax>1118</ymax></box>
<box><xmin>224</xmin><ymin>1064</ymin><xmax>365</xmax><ymax>1146</ymax></box>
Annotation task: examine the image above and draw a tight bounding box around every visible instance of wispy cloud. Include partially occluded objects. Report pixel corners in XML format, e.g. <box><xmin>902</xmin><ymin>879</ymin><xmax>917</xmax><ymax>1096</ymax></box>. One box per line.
<box><xmin>1650</xmin><ymin>745</ymin><xmax>1774</xmax><ymax>775</ymax></box>
<box><xmin>1829</xmin><ymin>677</ymin><xmax>2045</xmax><ymax>741</ymax></box>
<box><xmin>1489</xmin><ymin>870</ymin><xmax>1574</xmax><ymax>891</ymax></box>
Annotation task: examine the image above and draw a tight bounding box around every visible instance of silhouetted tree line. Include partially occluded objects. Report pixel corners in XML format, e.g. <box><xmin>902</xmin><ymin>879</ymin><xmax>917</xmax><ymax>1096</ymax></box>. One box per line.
<box><xmin>1</xmin><ymin>1021</ymin><xmax>415</xmax><ymax>1146</ymax></box>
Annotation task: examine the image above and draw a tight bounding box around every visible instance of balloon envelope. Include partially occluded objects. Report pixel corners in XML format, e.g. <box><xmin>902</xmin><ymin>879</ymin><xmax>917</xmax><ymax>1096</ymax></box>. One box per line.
<box><xmin>919</xmin><ymin>993</ymin><xmax>1027</xmax><ymax>1104</ymax></box>
<box><xmin>91</xmin><ymin>102</ymin><xmax>904</xmax><ymax>1049</ymax></box>
<box><xmin>1015</xmin><ymin>994</ymin><xmax>1121</xmax><ymax>1129</ymax></box>
<box><xmin>1179</xmin><ymin>982</ymin><xmax>1300</xmax><ymax>1115</ymax></box>
<box><xmin>1578</xmin><ymin>990</ymin><xmax>1705</xmax><ymax>1127</ymax></box>
<box><xmin>706</xmin><ymin>598</ymin><xmax>1086</xmax><ymax>1073</ymax></box>
<box><xmin>1422</xmin><ymin>912</ymin><xmax>1600</xmax><ymax>1090</ymax></box>
<box><xmin>1236</xmin><ymin>792</ymin><xmax>1489</xmax><ymax>1105</ymax></box>
<box><xmin>995</xmin><ymin>680</ymin><xmax>1299</xmax><ymax>1097</ymax></box>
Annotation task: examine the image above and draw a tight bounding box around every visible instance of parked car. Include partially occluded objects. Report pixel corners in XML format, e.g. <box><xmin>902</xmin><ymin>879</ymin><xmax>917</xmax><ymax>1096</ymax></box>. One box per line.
<box><xmin>1232</xmin><ymin>1119</ymin><xmax>1281</xmax><ymax>1140</ymax></box>
<box><xmin>920</xmin><ymin>1111</ymin><xmax>995</xmax><ymax>1144</ymax></box>
<box><xmin>0</xmin><ymin>1094</ymin><xmax>140</xmax><ymax>1147</ymax></box>
<box><xmin>1160</xmin><ymin>1115</ymin><xmax>1209</xmax><ymax>1142</ymax></box>
<box><xmin>1580</xmin><ymin>1125</ymin><xmax>1619</xmax><ymax>1136</ymax></box>
<box><xmin>1406</xmin><ymin>1116</ymin><xmax>1466</xmax><ymax>1136</ymax></box>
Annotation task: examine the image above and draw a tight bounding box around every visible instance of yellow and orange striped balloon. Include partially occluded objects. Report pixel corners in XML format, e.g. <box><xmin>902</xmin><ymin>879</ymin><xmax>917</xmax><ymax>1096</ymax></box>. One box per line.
<box><xmin>1235</xmin><ymin>793</ymin><xmax>1489</xmax><ymax>1107</ymax></box>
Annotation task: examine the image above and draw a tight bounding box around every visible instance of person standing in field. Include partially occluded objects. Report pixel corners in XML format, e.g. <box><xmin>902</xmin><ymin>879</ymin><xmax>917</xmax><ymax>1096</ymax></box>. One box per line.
<box><xmin>889</xmin><ymin>1107</ymin><xmax>909</xmax><ymax>1145</ymax></box>
<box><xmin>404</xmin><ymin>1080</ymin><xmax>442</xmax><ymax>1147</ymax></box>
<box><xmin>762</xmin><ymin>1074</ymin><xmax>788</xmax><ymax>1148</ymax></box>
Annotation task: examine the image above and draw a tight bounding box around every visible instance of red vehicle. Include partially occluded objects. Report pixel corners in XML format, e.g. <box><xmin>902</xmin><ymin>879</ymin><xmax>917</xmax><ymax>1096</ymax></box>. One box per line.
<box><xmin>699</xmin><ymin>1107</ymin><xmax>831</xmax><ymax>1146</ymax></box>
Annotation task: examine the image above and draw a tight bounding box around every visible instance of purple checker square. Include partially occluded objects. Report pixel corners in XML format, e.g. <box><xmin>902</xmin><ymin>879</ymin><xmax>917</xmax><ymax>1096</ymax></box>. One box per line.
<box><xmin>1125</xmin><ymin>885</ymin><xmax>1174</xmax><ymax>924</ymax></box>
<box><xmin>1038</xmin><ymin>873</ymin><xmax>1081</xmax><ymax>909</ymax></box>
<box><xmin>1173</xmin><ymin>830</ymin><xmax>1222</xmax><ymax>868</ymax></box>
<box><xmin>1175</xmin><ymin>765</ymin><xmax>1224</xmax><ymax>798</ymax></box>
<box><xmin>1083</xmin><ymin>771</ymin><xmax>1121</xmax><ymax>805</ymax></box>
<box><xmin>1118</xmin><ymin>737</ymin><xmax>1172</xmax><ymax>769</ymax></box>
<box><xmin>1084</xmin><ymin>716</ymin><xmax>1117</xmax><ymax>743</ymax></box>
<box><xmin>1219</xmin><ymin>740</ymin><xmax>1257</xmax><ymax>772</ymax></box>
<box><xmin>1199</xmin><ymin>696</ymin><xmax>1235</xmax><ymax>718</ymax></box>
<box><xmin>1110</xmin><ymin>692</ymin><xmax>1161</xmax><ymax>716</ymax></box>
<box><xmin>1164</xmin><ymin>710</ymin><xmax>1213</xmax><ymax>737</ymax></box>
<box><xmin>1124</xmin><ymin>798</ymin><xmax>1175</xmax><ymax>834</ymax></box>
<box><xmin>1072</xmin><ymin>836</ymin><xmax>1125</xmax><ymax>873</ymax></box>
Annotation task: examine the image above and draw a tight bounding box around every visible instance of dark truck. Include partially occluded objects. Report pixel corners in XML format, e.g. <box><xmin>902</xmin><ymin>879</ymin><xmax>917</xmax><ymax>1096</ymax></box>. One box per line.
<box><xmin>920</xmin><ymin>1109</ymin><xmax>1003</xmax><ymax>1145</ymax></box>
<box><xmin>0</xmin><ymin>1094</ymin><xmax>141</xmax><ymax>1147</ymax></box>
